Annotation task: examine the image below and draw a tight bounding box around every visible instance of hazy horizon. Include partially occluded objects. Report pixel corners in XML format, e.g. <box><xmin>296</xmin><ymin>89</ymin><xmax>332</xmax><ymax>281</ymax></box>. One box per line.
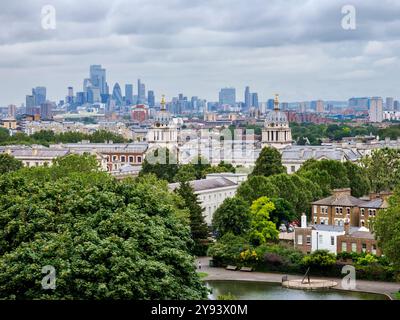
<box><xmin>1</xmin><ymin>0</ymin><xmax>400</xmax><ymax>106</ymax></box>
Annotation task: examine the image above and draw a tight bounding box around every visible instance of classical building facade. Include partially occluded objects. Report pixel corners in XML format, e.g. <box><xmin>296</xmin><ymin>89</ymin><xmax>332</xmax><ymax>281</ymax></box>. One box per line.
<box><xmin>262</xmin><ymin>94</ymin><xmax>292</xmax><ymax>149</ymax></box>
<box><xmin>147</xmin><ymin>95</ymin><xmax>178</xmax><ymax>152</ymax></box>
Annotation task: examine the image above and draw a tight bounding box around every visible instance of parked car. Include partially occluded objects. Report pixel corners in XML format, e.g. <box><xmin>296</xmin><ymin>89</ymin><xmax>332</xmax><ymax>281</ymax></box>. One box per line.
<box><xmin>279</xmin><ymin>224</ymin><xmax>287</xmax><ymax>232</ymax></box>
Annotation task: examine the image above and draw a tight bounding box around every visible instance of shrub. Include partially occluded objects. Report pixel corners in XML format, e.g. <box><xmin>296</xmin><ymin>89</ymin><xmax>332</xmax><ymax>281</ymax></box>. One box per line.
<box><xmin>302</xmin><ymin>250</ymin><xmax>336</xmax><ymax>268</ymax></box>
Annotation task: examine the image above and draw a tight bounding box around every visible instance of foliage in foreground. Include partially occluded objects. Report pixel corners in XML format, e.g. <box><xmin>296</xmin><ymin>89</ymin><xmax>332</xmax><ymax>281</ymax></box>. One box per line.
<box><xmin>0</xmin><ymin>156</ymin><xmax>208</xmax><ymax>300</ymax></box>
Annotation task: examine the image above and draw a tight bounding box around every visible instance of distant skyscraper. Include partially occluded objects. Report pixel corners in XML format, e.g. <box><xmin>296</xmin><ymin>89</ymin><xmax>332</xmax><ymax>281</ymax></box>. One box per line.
<box><xmin>251</xmin><ymin>92</ymin><xmax>259</xmax><ymax>108</ymax></box>
<box><xmin>267</xmin><ymin>99</ymin><xmax>275</xmax><ymax>110</ymax></box>
<box><xmin>219</xmin><ymin>88</ymin><xmax>236</xmax><ymax>106</ymax></box>
<box><xmin>348</xmin><ymin>97</ymin><xmax>369</xmax><ymax>110</ymax></box>
<box><xmin>40</xmin><ymin>101</ymin><xmax>53</xmax><ymax>120</ymax></box>
<box><xmin>386</xmin><ymin>97</ymin><xmax>394</xmax><ymax>111</ymax></box>
<box><xmin>125</xmin><ymin>84</ymin><xmax>133</xmax><ymax>105</ymax></box>
<box><xmin>112</xmin><ymin>83</ymin><xmax>123</xmax><ymax>106</ymax></box>
<box><xmin>316</xmin><ymin>100</ymin><xmax>324</xmax><ymax>113</ymax></box>
<box><xmin>25</xmin><ymin>95</ymin><xmax>35</xmax><ymax>115</ymax></box>
<box><xmin>32</xmin><ymin>87</ymin><xmax>46</xmax><ymax>106</ymax></box>
<box><xmin>299</xmin><ymin>102</ymin><xmax>307</xmax><ymax>113</ymax></box>
<box><xmin>90</xmin><ymin>65</ymin><xmax>107</xmax><ymax>94</ymax></box>
<box><xmin>369</xmin><ymin>97</ymin><xmax>383</xmax><ymax>123</ymax></box>
<box><xmin>137</xmin><ymin>79</ymin><xmax>146</xmax><ymax>104</ymax></box>
<box><xmin>148</xmin><ymin>90</ymin><xmax>155</xmax><ymax>107</ymax></box>
<box><xmin>7</xmin><ymin>104</ymin><xmax>16</xmax><ymax>118</ymax></box>
<box><xmin>76</xmin><ymin>92</ymin><xmax>86</xmax><ymax>105</ymax></box>
<box><xmin>244</xmin><ymin>86</ymin><xmax>251</xmax><ymax>110</ymax></box>
<box><xmin>66</xmin><ymin>86</ymin><xmax>74</xmax><ymax>104</ymax></box>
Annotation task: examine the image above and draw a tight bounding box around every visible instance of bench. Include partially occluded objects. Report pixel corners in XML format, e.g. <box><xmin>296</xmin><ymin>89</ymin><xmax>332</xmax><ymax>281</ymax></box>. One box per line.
<box><xmin>240</xmin><ymin>267</ymin><xmax>253</xmax><ymax>272</ymax></box>
<box><xmin>226</xmin><ymin>265</ymin><xmax>238</xmax><ymax>271</ymax></box>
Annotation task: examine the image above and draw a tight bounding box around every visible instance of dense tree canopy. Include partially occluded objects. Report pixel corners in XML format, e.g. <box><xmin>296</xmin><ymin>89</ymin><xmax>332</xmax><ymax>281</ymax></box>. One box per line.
<box><xmin>0</xmin><ymin>153</ymin><xmax>23</xmax><ymax>174</ymax></box>
<box><xmin>248</xmin><ymin>197</ymin><xmax>279</xmax><ymax>246</ymax></box>
<box><xmin>251</xmin><ymin>147</ymin><xmax>286</xmax><ymax>177</ymax></box>
<box><xmin>236</xmin><ymin>175</ymin><xmax>279</xmax><ymax>205</ymax></box>
<box><xmin>0</xmin><ymin>157</ymin><xmax>208</xmax><ymax>300</ymax></box>
<box><xmin>0</xmin><ymin>129</ymin><xmax>128</xmax><ymax>146</ymax></box>
<box><xmin>361</xmin><ymin>148</ymin><xmax>400</xmax><ymax>192</ymax></box>
<box><xmin>140</xmin><ymin>148</ymin><xmax>179</xmax><ymax>183</ymax></box>
<box><xmin>175</xmin><ymin>181</ymin><xmax>209</xmax><ymax>256</ymax></box>
<box><xmin>375</xmin><ymin>189</ymin><xmax>400</xmax><ymax>269</ymax></box>
<box><xmin>212</xmin><ymin>197</ymin><xmax>251</xmax><ymax>238</ymax></box>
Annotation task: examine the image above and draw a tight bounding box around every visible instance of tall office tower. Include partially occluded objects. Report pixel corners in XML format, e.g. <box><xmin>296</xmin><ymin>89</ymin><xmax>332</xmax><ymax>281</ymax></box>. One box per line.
<box><xmin>25</xmin><ymin>95</ymin><xmax>35</xmax><ymax>115</ymax></box>
<box><xmin>394</xmin><ymin>100</ymin><xmax>400</xmax><ymax>111</ymax></box>
<box><xmin>66</xmin><ymin>86</ymin><xmax>74</xmax><ymax>104</ymax></box>
<box><xmin>83</xmin><ymin>78</ymin><xmax>92</xmax><ymax>93</ymax></box>
<box><xmin>299</xmin><ymin>102</ymin><xmax>307</xmax><ymax>113</ymax></box>
<box><xmin>251</xmin><ymin>92</ymin><xmax>259</xmax><ymax>108</ymax></box>
<box><xmin>191</xmin><ymin>96</ymin><xmax>198</xmax><ymax>112</ymax></box>
<box><xmin>386</xmin><ymin>97</ymin><xmax>394</xmax><ymax>111</ymax></box>
<box><xmin>90</xmin><ymin>65</ymin><xmax>107</xmax><ymax>94</ymax></box>
<box><xmin>148</xmin><ymin>90</ymin><xmax>155</xmax><ymax>107</ymax></box>
<box><xmin>316</xmin><ymin>100</ymin><xmax>324</xmax><ymax>113</ymax></box>
<box><xmin>137</xmin><ymin>79</ymin><xmax>146</xmax><ymax>104</ymax></box>
<box><xmin>244</xmin><ymin>86</ymin><xmax>251</xmax><ymax>110</ymax></box>
<box><xmin>32</xmin><ymin>87</ymin><xmax>46</xmax><ymax>106</ymax></box>
<box><xmin>40</xmin><ymin>101</ymin><xmax>53</xmax><ymax>120</ymax></box>
<box><xmin>348</xmin><ymin>97</ymin><xmax>369</xmax><ymax>110</ymax></box>
<box><xmin>76</xmin><ymin>92</ymin><xmax>86</xmax><ymax>105</ymax></box>
<box><xmin>267</xmin><ymin>99</ymin><xmax>275</xmax><ymax>110</ymax></box>
<box><xmin>219</xmin><ymin>88</ymin><xmax>236</xmax><ymax>106</ymax></box>
<box><xmin>87</xmin><ymin>87</ymin><xmax>101</xmax><ymax>104</ymax></box>
<box><xmin>7</xmin><ymin>104</ymin><xmax>16</xmax><ymax>118</ymax></box>
<box><xmin>112</xmin><ymin>83</ymin><xmax>123</xmax><ymax>106</ymax></box>
<box><xmin>125</xmin><ymin>84</ymin><xmax>133</xmax><ymax>105</ymax></box>
<box><xmin>369</xmin><ymin>97</ymin><xmax>383</xmax><ymax>123</ymax></box>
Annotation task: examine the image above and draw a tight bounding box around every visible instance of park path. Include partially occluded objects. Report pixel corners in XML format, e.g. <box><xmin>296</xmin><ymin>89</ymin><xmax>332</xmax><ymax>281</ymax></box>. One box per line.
<box><xmin>196</xmin><ymin>257</ymin><xmax>399</xmax><ymax>299</ymax></box>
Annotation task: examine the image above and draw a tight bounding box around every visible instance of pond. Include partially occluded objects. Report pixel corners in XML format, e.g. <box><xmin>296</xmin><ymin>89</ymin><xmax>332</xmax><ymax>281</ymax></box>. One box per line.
<box><xmin>206</xmin><ymin>280</ymin><xmax>388</xmax><ymax>300</ymax></box>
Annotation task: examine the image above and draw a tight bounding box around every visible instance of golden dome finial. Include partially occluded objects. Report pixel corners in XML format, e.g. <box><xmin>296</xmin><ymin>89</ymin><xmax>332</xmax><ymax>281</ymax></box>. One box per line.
<box><xmin>161</xmin><ymin>95</ymin><xmax>166</xmax><ymax>110</ymax></box>
<box><xmin>274</xmin><ymin>93</ymin><xmax>280</xmax><ymax>110</ymax></box>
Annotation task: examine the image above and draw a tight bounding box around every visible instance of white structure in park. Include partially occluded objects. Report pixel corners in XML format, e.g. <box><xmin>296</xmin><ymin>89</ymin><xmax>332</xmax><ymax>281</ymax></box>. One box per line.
<box><xmin>147</xmin><ymin>95</ymin><xmax>178</xmax><ymax>151</ymax></box>
<box><xmin>168</xmin><ymin>173</ymin><xmax>247</xmax><ymax>225</ymax></box>
<box><xmin>262</xmin><ymin>94</ymin><xmax>292</xmax><ymax>149</ymax></box>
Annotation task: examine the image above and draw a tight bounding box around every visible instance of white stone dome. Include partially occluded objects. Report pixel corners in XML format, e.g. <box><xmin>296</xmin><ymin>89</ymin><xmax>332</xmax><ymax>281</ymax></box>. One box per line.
<box><xmin>265</xmin><ymin>109</ymin><xmax>288</xmax><ymax>127</ymax></box>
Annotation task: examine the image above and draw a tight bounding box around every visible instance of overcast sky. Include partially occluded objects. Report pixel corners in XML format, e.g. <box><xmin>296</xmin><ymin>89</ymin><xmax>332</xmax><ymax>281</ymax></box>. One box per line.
<box><xmin>1</xmin><ymin>0</ymin><xmax>400</xmax><ymax>106</ymax></box>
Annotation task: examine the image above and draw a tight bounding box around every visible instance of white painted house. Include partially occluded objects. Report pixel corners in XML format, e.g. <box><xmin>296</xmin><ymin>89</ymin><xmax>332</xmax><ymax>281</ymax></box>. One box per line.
<box><xmin>168</xmin><ymin>173</ymin><xmax>246</xmax><ymax>225</ymax></box>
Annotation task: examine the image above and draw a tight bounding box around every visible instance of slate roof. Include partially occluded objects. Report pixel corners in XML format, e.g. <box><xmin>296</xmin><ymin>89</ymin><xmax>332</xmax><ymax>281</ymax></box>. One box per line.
<box><xmin>312</xmin><ymin>224</ymin><xmax>359</xmax><ymax>233</ymax></box>
<box><xmin>169</xmin><ymin>177</ymin><xmax>237</xmax><ymax>192</ymax></box>
<box><xmin>281</xmin><ymin>146</ymin><xmax>362</xmax><ymax>162</ymax></box>
<box><xmin>312</xmin><ymin>193</ymin><xmax>365</xmax><ymax>207</ymax></box>
<box><xmin>361</xmin><ymin>198</ymin><xmax>389</xmax><ymax>209</ymax></box>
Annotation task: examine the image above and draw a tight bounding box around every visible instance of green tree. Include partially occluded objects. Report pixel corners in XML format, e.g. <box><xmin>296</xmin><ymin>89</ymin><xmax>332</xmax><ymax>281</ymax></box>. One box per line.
<box><xmin>270</xmin><ymin>198</ymin><xmax>297</xmax><ymax>227</ymax></box>
<box><xmin>0</xmin><ymin>154</ymin><xmax>23</xmax><ymax>174</ymax></box>
<box><xmin>375</xmin><ymin>189</ymin><xmax>400</xmax><ymax>268</ymax></box>
<box><xmin>251</xmin><ymin>147</ymin><xmax>286</xmax><ymax>177</ymax></box>
<box><xmin>140</xmin><ymin>148</ymin><xmax>179</xmax><ymax>183</ymax></box>
<box><xmin>248</xmin><ymin>197</ymin><xmax>279</xmax><ymax>246</ymax></box>
<box><xmin>236</xmin><ymin>175</ymin><xmax>279</xmax><ymax>204</ymax></box>
<box><xmin>344</xmin><ymin>161</ymin><xmax>371</xmax><ymax>197</ymax></box>
<box><xmin>174</xmin><ymin>164</ymin><xmax>197</xmax><ymax>182</ymax></box>
<box><xmin>212</xmin><ymin>197</ymin><xmax>251</xmax><ymax>238</ymax></box>
<box><xmin>361</xmin><ymin>148</ymin><xmax>400</xmax><ymax>192</ymax></box>
<box><xmin>0</xmin><ymin>159</ymin><xmax>207</xmax><ymax>300</ymax></box>
<box><xmin>301</xmin><ymin>250</ymin><xmax>336</xmax><ymax>268</ymax></box>
<box><xmin>175</xmin><ymin>181</ymin><xmax>209</xmax><ymax>256</ymax></box>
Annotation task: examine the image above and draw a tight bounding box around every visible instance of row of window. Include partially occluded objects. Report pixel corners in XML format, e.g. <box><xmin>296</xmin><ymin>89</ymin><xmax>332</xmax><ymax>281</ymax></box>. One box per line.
<box><xmin>341</xmin><ymin>242</ymin><xmax>377</xmax><ymax>254</ymax></box>
<box><xmin>361</xmin><ymin>208</ymin><xmax>376</xmax><ymax>217</ymax></box>
<box><xmin>107</xmin><ymin>155</ymin><xmax>142</xmax><ymax>163</ymax></box>
<box><xmin>198</xmin><ymin>191</ymin><xmax>235</xmax><ymax>202</ymax></box>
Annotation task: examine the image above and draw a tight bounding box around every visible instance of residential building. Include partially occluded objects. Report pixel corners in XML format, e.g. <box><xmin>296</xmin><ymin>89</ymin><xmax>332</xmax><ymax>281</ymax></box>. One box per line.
<box><xmin>337</xmin><ymin>221</ymin><xmax>381</xmax><ymax>256</ymax></box>
<box><xmin>369</xmin><ymin>97</ymin><xmax>383</xmax><ymax>123</ymax></box>
<box><xmin>168</xmin><ymin>173</ymin><xmax>242</xmax><ymax>225</ymax></box>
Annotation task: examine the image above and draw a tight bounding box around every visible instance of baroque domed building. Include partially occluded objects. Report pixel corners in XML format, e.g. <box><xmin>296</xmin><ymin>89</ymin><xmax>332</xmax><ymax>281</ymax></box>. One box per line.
<box><xmin>262</xmin><ymin>94</ymin><xmax>292</xmax><ymax>149</ymax></box>
<box><xmin>147</xmin><ymin>95</ymin><xmax>178</xmax><ymax>150</ymax></box>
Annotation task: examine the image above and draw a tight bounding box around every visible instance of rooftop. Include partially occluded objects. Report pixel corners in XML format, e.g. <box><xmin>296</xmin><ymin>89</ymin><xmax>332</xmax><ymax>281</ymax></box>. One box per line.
<box><xmin>169</xmin><ymin>177</ymin><xmax>238</xmax><ymax>192</ymax></box>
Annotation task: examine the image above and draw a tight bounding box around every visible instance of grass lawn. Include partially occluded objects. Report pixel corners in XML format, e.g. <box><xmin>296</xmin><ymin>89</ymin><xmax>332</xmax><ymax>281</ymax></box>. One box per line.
<box><xmin>197</xmin><ymin>272</ymin><xmax>208</xmax><ymax>278</ymax></box>
<box><xmin>395</xmin><ymin>292</ymin><xmax>400</xmax><ymax>300</ymax></box>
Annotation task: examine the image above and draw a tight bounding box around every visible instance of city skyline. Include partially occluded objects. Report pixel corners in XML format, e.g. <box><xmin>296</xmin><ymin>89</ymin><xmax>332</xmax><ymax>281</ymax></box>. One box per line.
<box><xmin>1</xmin><ymin>0</ymin><xmax>400</xmax><ymax>105</ymax></box>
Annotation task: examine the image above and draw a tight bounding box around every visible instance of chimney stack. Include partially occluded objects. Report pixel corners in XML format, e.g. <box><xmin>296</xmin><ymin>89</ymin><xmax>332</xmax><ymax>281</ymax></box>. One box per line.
<box><xmin>344</xmin><ymin>219</ymin><xmax>350</xmax><ymax>235</ymax></box>
<box><xmin>301</xmin><ymin>213</ymin><xmax>307</xmax><ymax>228</ymax></box>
